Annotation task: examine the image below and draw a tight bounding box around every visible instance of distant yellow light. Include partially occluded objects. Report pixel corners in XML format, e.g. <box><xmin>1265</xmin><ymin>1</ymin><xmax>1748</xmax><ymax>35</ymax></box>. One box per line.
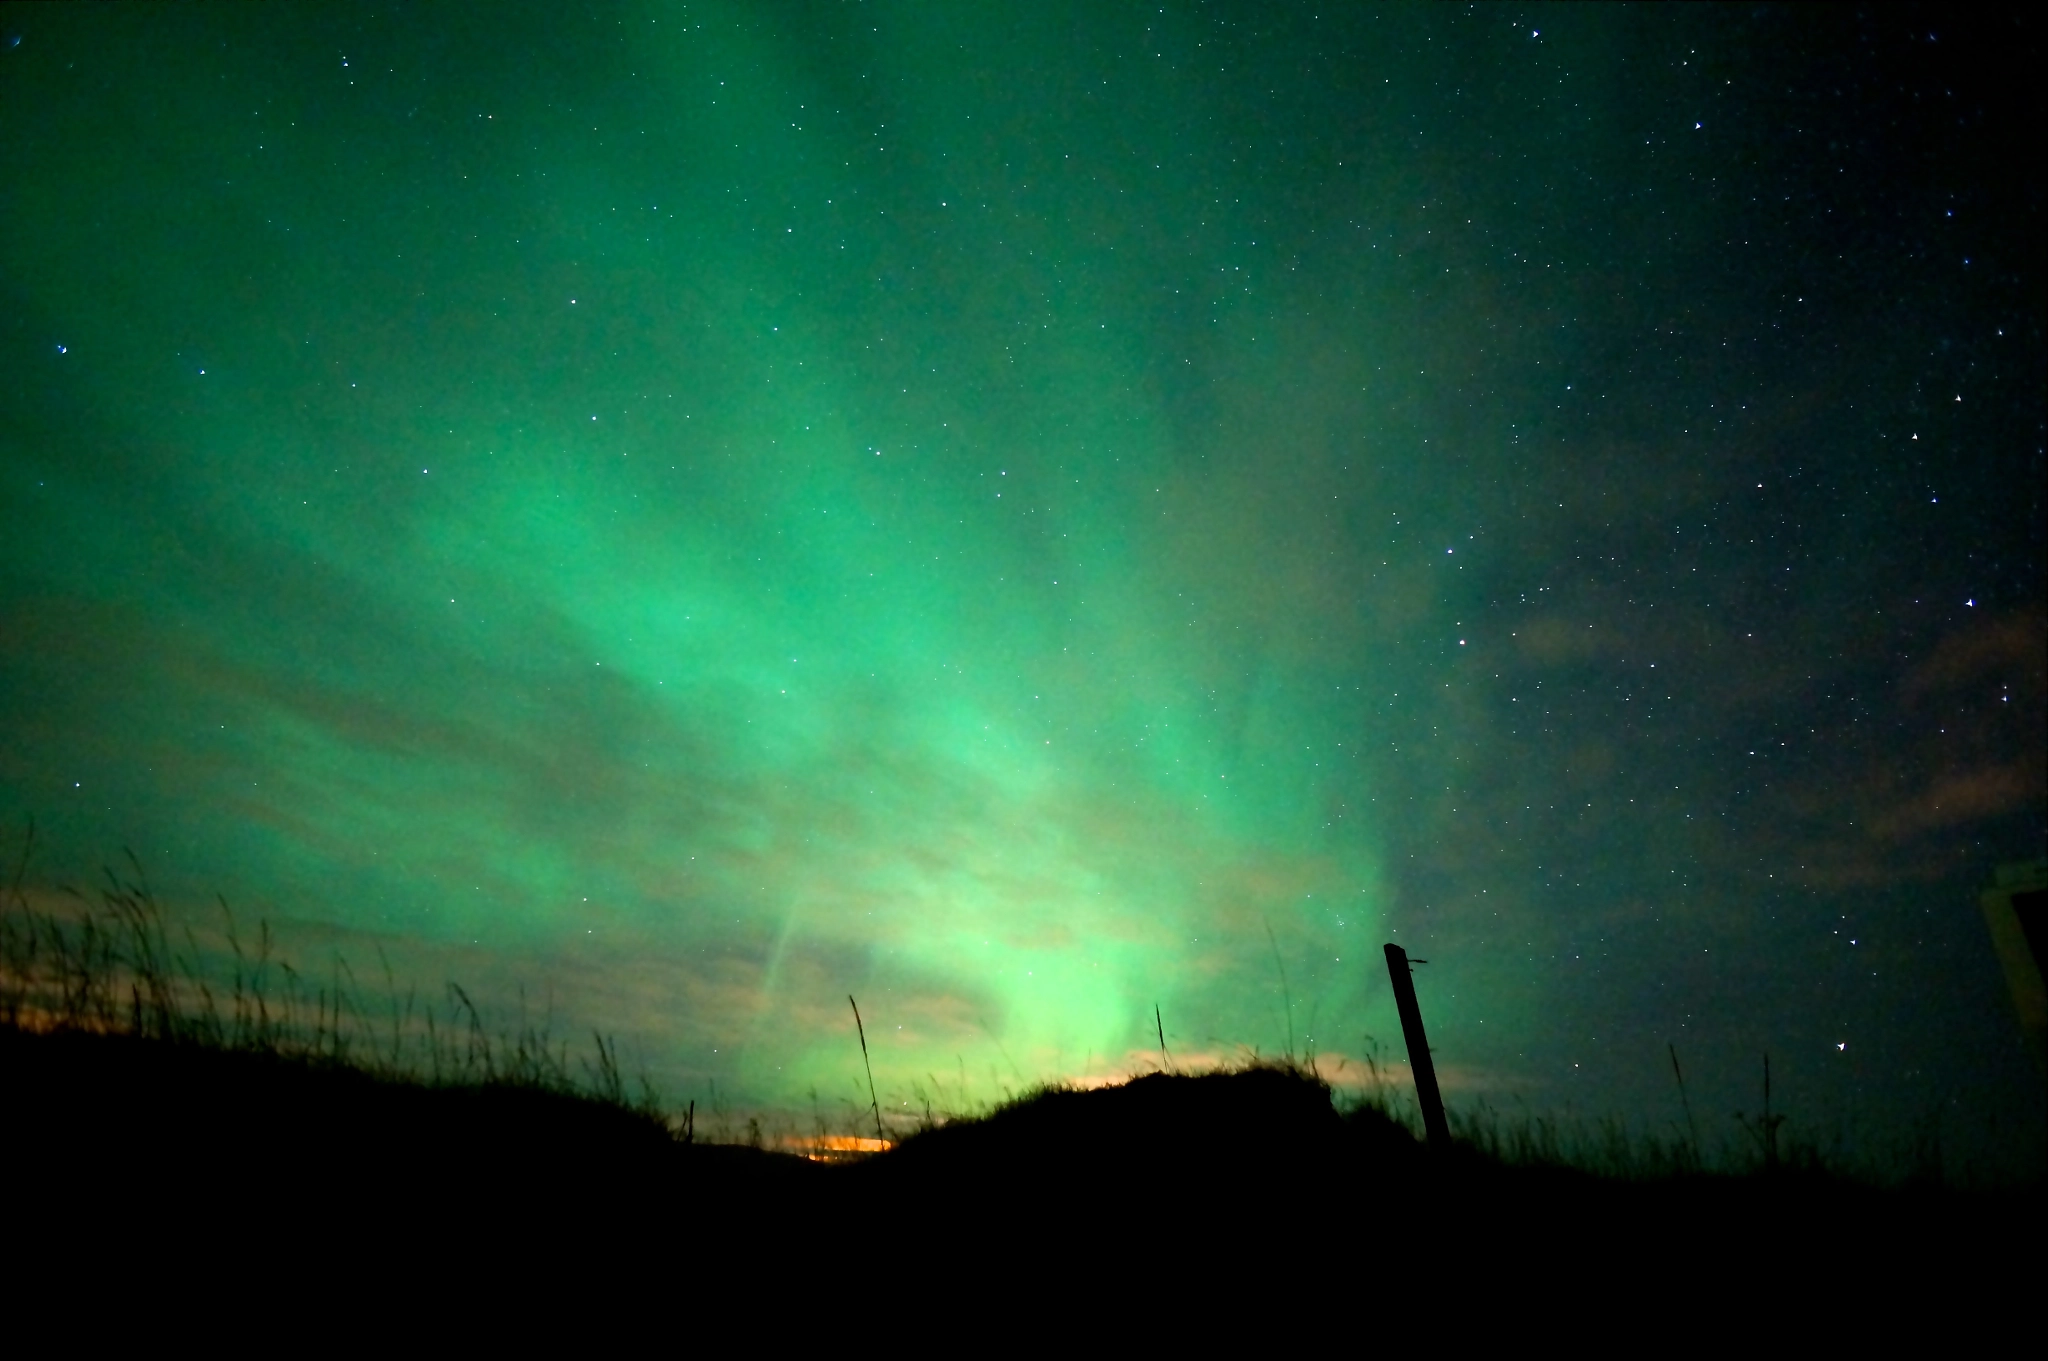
<box><xmin>783</xmin><ymin>1134</ymin><xmax>894</xmax><ymax>1161</ymax></box>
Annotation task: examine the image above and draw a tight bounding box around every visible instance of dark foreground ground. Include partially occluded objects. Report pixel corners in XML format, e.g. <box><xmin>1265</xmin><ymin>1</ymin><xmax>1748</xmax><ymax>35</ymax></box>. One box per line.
<box><xmin>5</xmin><ymin>1027</ymin><xmax>2038</xmax><ymax>1330</ymax></box>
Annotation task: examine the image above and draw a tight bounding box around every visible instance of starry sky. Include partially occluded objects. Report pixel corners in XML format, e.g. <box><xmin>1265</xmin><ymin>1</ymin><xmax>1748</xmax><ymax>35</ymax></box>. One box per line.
<box><xmin>2</xmin><ymin>4</ymin><xmax>2041</xmax><ymax>1170</ymax></box>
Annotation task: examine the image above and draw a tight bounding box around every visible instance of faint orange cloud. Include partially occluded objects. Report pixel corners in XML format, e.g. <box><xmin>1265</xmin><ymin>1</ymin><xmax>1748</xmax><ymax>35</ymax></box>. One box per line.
<box><xmin>1900</xmin><ymin>609</ymin><xmax>2046</xmax><ymax>703</ymax></box>
<box><xmin>1777</xmin><ymin>607</ymin><xmax>2044</xmax><ymax>889</ymax></box>
<box><xmin>1871</xmin><ymin>765</ymin><xmax>2036</xmax><ymax>840</ymax></box>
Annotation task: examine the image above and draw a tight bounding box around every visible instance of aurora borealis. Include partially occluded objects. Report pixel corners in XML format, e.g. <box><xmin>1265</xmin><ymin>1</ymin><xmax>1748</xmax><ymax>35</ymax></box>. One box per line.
<box><xmin>2</xmin><ymin>4</ymin><xmax>2041</xmax><ymax>1168</ymax></box>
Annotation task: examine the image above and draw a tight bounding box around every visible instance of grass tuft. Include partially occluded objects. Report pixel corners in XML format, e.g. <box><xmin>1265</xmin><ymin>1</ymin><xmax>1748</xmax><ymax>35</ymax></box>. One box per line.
<box><xmin>0</xmin><ymin>822</ymin><xmax>665</xmax><ymax>1120</ymax></box>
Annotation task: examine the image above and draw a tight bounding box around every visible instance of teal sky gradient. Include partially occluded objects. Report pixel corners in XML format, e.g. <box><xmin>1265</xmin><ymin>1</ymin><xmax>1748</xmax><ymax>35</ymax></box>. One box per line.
<box><xmin>3</xmin><ymin>4</ymin><xmax>2041</xmax><ymax>1159</ymax></box>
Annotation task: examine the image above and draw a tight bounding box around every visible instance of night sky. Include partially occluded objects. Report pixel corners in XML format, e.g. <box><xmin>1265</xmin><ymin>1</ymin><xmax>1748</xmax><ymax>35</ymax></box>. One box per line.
<box><xmin>3</xmin><ymin>4</ymin><xmax>2041</xmax><ymax>1170</ymax></box>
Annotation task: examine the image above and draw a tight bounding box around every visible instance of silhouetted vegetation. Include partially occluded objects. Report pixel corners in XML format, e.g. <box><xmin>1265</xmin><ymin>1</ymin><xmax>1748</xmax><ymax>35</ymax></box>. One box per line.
<box><xmin>2</xmin><ymin>829</ymin><xmax>2036</xmax><ymax>1304</ymax></box>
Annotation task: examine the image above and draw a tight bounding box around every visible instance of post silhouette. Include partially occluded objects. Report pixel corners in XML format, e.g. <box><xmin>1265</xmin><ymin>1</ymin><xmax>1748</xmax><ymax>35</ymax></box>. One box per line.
<box><xmin>1384</xmin><ymin>943</ymin><xmax>1451</xmax><ymax>1150</ymax></box>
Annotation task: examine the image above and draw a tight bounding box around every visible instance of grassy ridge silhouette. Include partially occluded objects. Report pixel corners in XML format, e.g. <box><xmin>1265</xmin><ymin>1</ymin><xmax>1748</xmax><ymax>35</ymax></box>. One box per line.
<box><xmin>1</xmin><ymin>829</ymin><xmax>2036</xmax><ymax>1308</ymax></box>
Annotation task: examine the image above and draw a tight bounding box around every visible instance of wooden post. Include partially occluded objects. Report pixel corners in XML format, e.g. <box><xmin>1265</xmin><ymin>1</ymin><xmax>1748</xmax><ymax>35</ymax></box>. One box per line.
<box><xmin>1385</xmin><ymin>943</ymin><xmax>1451</xmax><ymax>1150</ymax></box>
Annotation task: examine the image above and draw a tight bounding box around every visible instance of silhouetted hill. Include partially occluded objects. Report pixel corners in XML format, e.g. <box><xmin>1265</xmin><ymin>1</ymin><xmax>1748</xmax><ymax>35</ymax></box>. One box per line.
<box><xmin>4</xmin><ymin>1027</ymin><xmax>820</xmax><ymax>1262</ymax></box>
<box><xmin>5</xmin><ymin>1027</ymin><xmax>2037</xmax><ymax>1321</ymax></box>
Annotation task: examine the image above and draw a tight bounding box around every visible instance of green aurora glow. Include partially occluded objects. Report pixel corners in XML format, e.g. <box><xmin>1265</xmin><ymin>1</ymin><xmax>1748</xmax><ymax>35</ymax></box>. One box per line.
<box><xmin>3</xmin><ymin>4</ymin><xmax>2041</xmax><ymax>1152</ymax></box>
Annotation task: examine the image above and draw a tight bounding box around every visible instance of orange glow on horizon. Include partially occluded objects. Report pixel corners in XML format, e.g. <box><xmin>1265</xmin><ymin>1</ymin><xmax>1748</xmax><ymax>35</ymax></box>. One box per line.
<box><xmin>784</xmin><ymin>1133</ymin><xmax>895</xmax><ymax>1161</ymax></box>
